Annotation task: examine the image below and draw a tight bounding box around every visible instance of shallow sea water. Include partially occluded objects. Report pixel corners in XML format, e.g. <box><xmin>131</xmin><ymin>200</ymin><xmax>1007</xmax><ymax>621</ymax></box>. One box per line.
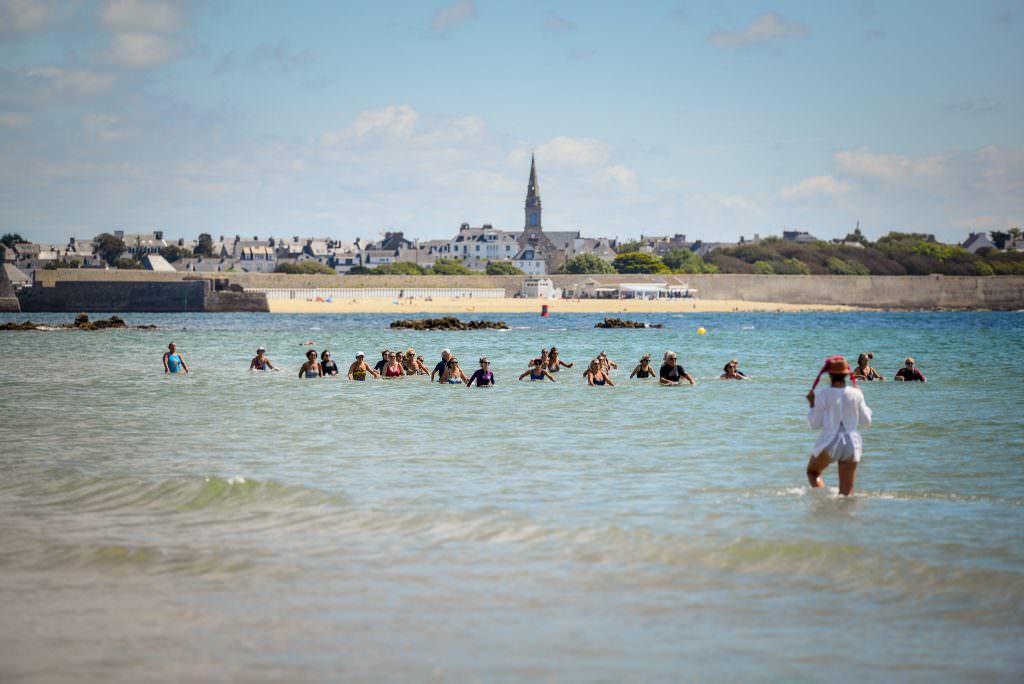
<box><xmin>1</xmin><ymin>311</ymin><xmax>1022</xmax><ymax>682</ymax></box>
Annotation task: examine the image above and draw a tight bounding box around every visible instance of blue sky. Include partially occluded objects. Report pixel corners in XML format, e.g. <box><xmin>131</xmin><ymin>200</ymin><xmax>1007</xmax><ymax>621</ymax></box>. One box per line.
<box><xmin>1</xmin><ymin>0</ymin><xmax>1022</xmax><ymax>245</ymax></box>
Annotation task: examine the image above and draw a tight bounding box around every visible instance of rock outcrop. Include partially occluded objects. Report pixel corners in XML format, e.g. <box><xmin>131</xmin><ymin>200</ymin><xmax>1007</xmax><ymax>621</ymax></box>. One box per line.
<box><xmin>0</xmin><ymin>314</ymin><xmax>157</xmax><ymax>331</ymax></box>
<box><xmin>594</xmin><ymin>317</ymin><xmax>663</xmax><ymax>329</ymax></box>
<box><xmin>390</xmin><ymin>317</ymin><xmax>509</xmax><ymax>331</ymax></box>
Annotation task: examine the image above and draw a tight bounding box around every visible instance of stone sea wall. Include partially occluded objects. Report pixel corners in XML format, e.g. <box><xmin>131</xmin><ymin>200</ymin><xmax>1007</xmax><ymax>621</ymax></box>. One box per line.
<box><xmin>20</xmin><ymin>270</ymin><xmax>1024</xmax><ymax>310</ymax></box>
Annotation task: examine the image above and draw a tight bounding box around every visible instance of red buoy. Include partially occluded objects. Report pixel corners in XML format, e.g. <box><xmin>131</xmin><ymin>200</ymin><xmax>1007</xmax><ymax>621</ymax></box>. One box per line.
<box><xmin>541</xmin><ymin>304</ymin><xmax>550</xmax><ymax>317</ymax></box>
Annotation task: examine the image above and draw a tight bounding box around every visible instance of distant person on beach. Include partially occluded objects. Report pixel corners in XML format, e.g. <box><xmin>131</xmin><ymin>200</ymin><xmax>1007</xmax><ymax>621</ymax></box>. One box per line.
<box><xmin>163</xmin><ymin>342</ymin><xmax>189</xmax><ymax>374</ymax></box>
<box><xmin>383</xmin><ymin>352</ymin><xmax>405</xmax><ymax>378</ymax></box>
<box><xmin>441</xmin><ymin>357</ymin><xmax>469</xmax><ymax>384</ymax></box>
<box><xmin>466</xmin><ymin>357</ymin><xmax>495</xmax><ymax>387</ymax></box>
<box><xmin>547</xmin><ymin>347</ymin><xmax>573</xmax><ymax>373</ymax></box>
<box><xmin>805</xmin><ymin>355</ymin><xmax>872</xmax><ymax>496</ymax></box>
<box><xmin>659</xmin><ymin>351</ymin><xmax>695</xmax><ymax>385</ymax></box>
<box><xmin>348</xmin><ymin>352</ymin><xmax>380</xmax><ymax>381</ymax></box>
<box><xmin>630</xmin><ymin>354</ymin><xmax>655</xmax><ymax>379</ymax></box>
<box><xmin>853</xmin><ymin>352</ymin><xmax>884</xmax><ymax>381</ymax></box>
<box><xmin>431</xmin><ymin>349</ymin><xmax>452</xmax><ymax>382</ymax></box>
<box><xmin>320</xmin><ymin>350</ymin><xmax>339</xmax><ymax>376</ymax></box>
<box><xmin>298</xmin><ymin>350</ymin><xmax>322</xmax><ymax>378</ymax></box>
<box><xmin>585</xmin><ymin>359</ymin><xmax>614</xmax><ymax>386</ymax></box>
<box><xmin>249</xmin><ymin>346</ymin><xmax>275</xmax><ymax>371</ymax></box>
<box><xmin>894</xmin><ymin>357</ymin><xmax>926</xmax><ymax>382</ymax></box>
<box><xmin>720</xmin><ymin>359</ymin><xmax>747</xmax><ymax>380</ymax></box>
<box><xmin>519</xmin><ymin>358</ymin><xmax>557</xmax><ymax>382</ymax></box>
<box><xmin>374</xmin><ymin>350</ymin><xmax>389</xmax><ymax>375</ymax></box>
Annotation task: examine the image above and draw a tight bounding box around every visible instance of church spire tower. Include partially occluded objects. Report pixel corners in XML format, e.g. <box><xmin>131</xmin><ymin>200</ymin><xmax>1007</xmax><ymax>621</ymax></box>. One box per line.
<box><xmin>524</xmin><ymin>153</ymin><xmax>542</xmax><ymax>232</ymax></box>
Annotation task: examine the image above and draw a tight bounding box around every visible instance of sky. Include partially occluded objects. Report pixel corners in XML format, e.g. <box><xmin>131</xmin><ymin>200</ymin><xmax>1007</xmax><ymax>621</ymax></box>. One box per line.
<box><xmin>1</xmin><ymin>0</ymin><xmax>1022</xmax><ymax>246</ymax></box>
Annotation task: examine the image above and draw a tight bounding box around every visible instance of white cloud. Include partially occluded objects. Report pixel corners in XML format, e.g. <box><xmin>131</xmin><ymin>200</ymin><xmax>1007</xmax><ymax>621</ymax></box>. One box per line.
<box><xmin>717</xmin><ymin>194</ymin><xmax>762</xmax><ymax>211</ymax></box>
<box><xmin>431</xmin><ymin>0</ymin><xmax>476</xmax><ymax>34</ymax></box>
<box><xmin>709</xmin><ymin>11</ymin><xmax>809</xmax><ymax>48</ymax></box>
<box><xmin>99</xmin><ymin>0</ymin><xmax>182</xmax><ymax>32</ymax></box>
<box><xmin>603</xmin><ymin>164</ymin><xmax>637</xmax><ymax>191</ymax></box>
<box><xmin>105</xmin><ymin>31</ymin><xmax>179</xmax><ymax>67</ymax></box>
<box><xmin>534</xmin><ymin>136</ymin><xmax>610</xmax><ymax>167</ymax></box>
<box><xmin>0</xmin><ymin>0</ymin><xmax>58</xmax><ymax>33</ymax></box>
<box><xmin>83</xmin><ymin>113</ymin><xmax>131</xmax><ymax>141</ymax></box>
<box><xmin>322</xmin><ymin>104</ymin><xmax>420</xmax><ymax>146</ymax></box>
<box><xmin>835</xmin><ymin>149</ymin><xmax>944</xmax><ymax>181</ymax></box>
<box><xmin>780</xmin><ymin>174</ymin><xmax>851</xmax><ymax>201</ymax></box>
<box><xmin>0</xmin><ymin>111</ymin><xmax>30</xmax><ymax>128</ymax></box>
<box><xmin>25</xmin><ymin>67</ymin><xmax>116</xmax><ymax>96</ymax></box>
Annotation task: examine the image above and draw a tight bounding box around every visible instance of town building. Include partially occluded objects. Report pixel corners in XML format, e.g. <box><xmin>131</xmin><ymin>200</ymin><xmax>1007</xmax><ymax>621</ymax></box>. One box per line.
<box><xmin>962</xmin><ymin>232</ymin><xmax>996</xmax><ymax>253</ymax></box>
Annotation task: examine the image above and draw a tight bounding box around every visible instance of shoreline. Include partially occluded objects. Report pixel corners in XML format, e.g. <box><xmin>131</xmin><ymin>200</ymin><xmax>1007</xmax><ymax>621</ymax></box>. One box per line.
<box><xmin>266</xmin><ymin>298</ymin><xmax>864</xmax><ymax>314</ymax></box>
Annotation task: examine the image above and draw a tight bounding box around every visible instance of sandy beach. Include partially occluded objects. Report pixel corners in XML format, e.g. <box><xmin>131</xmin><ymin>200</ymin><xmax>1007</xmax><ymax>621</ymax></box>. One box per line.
<box><xmin>267</xmin><ymin>297</ymin><xmax>862</xmax><ymax>314</ymax></box>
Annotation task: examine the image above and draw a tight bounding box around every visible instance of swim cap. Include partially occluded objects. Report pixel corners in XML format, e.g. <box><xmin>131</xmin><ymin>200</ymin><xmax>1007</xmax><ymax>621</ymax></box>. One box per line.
<box><xmin>355</xmin><ymin>351</ymin><xmax>364</xmax><ymax>358</ymax></box>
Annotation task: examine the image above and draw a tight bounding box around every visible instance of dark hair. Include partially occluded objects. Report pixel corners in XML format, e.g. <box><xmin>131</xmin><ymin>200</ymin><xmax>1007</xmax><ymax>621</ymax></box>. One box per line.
<box><xmin>321</xmin><ymin>350</ymin><xmax>330</xmax><ymax>360</ymax></box>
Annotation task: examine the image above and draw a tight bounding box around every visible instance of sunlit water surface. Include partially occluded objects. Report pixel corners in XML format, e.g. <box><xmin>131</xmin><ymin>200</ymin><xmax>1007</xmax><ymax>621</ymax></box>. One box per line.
<box><xmin>1</xmin><ymin>311</ymin><xmax>1022</xmax><ymax>682</ymax></box>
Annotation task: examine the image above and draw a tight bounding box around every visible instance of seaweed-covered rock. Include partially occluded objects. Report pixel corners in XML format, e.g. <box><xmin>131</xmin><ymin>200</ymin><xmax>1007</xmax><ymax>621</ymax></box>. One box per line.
<box><xmin>594</xmin><ymin>317</ymin><xmax>663</xmax><ymax>329</ymax></box>
<box><xmin>390</xmin><ymin>317</ymin><xmax>509</xmax><ymax>331</ymax></box>
<box><xmin>1</xmin><ymin>315</ymin><xmax>150</xmax><ymax>331</ymax></box>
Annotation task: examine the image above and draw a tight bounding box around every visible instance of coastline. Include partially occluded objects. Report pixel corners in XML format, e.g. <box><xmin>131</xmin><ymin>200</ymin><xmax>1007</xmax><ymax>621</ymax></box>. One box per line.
<box><xmin>266</xmin><ymin>297</ymin><xmax>864</xmax><ymax>314</ymax></box>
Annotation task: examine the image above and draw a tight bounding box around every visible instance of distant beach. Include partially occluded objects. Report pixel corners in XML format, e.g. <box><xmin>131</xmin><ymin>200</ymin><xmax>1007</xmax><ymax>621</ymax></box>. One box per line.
<box><xmin>268</xmin><ymin>297</ymin><xmax>863</xmax><ymax>314</ymax></box>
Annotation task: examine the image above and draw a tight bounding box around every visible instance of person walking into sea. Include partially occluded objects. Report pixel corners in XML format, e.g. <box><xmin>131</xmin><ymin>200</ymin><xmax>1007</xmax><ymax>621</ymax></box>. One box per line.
<box><xmin>249</xmin><ymin>346</ymin><xmax>275</xmax><ymax>371</ymax></box>
<box><xmin>441</xmin><ymin>357</ymin><xmax>469</xmax><ymax>384</ymax></box>
<box><xmin>584</xmin><ymin>359</ymin><xmax>614</xmax><ymax>386</ymax></box>
<box><xmin>320</xmin><ymin>350</ymin><xmax>339</xmax><ymax>376</ymax></box>
<box><xmin>894</xmin><ymin>357</ymin><xmax>926</xmax><ymax>382</ymax></box>
<box><xmin>519</xmin><ymin>358</ymin><xmax>557</xmax><ymax>382</ymax></box>
<box><xmin>630</xmin><ymin>354</ymin><xmax>655</xmax><ymax>379</ymax></box>
<box><xmin>298</xmin><ymin>349</ymin><xmax>322</xmax><ymax>378</ymax></box>
<box><xmin>659</xmin><ymin>351</ymin><xmax>694</xmax><ymax>385</ymax></box>
<box><xmin>547</xmin><ymin>347</ymin><xmax>573</xmax><ymax>374</ymax></box>
<box><xmin>597</xmin><ymin>352</ymin><xmax>618</xmax><ymax>373</ymax></box>
<box><xmin>382</xmin><ymin>352</ymin><xmax>405</xmax><ymax>378</ymax></box>
<box><xmin>466</xmin><ymin>357</ymin><xmax>495</xmax><ymax>387</ymax></box>
<box><xmin>348</xmin><ymin>352</ymin><xmax>380</xmax><ymax>381</ymax></box>
<box><xmin>720</xmin><ymin>359</ymin><xmax>747</xmax><ymax>380</ymax></box>
<box><xmin>431</xmin><ymin>349</ymin><xmax>452</xmax><ymax>382</ymax></box>
<box><xmin>805</xmin><ymin>355</ymin><xmax>872</xmax><ymax>496</ymax></box>
<box><xmin>853</xmin><ymin>353</ymin><xmax>884</xmax><ymax>381</ymax></box>
<box><xmin>163</xmin><ymin>342</ymin><xmax>189</xmax><ymax>374</ymax></box>
<box><xmin>374</xmin><ymin>350</ymin><xmax>389</xmax><ymax>375</ymax></box>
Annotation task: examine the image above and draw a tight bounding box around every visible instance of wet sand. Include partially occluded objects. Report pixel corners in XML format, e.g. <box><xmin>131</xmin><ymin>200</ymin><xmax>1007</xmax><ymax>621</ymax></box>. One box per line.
<box><xmin>267</xmin><ymin>297</ymin><xmax>862</xmax><ymax>314</ymax></box>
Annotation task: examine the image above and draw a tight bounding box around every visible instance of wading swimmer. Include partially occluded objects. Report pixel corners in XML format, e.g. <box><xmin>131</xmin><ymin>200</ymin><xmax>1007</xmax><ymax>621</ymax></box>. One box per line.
<box><xmin>630</xmin><ymin>354</ymin><xmax>655</xmax><ymax>379</ymax></box>
<box><xmin>374</xmin><ymin>350</ymin><xmax>390</xmax><ymax>375</ymax></box>
<box><xmin>249</xmin><ymin>346</ymin><xmax>275</xmax><ymax>371</ymax></box>
<box><xmin>320</xmin><ymin>350</ymin><xmax>339</xmax><ymax>376</ymax></box>
<box><xmin>584</xmin><ymin>359</ymin><xmax>614</xmax><ymax>386</ymax></box>
<box><xmin>805</xmin><ymin>355</ymin><xmax>872</xmax><ymax>496</ymax></box>
<box><xmin>547</xmin><ymin>347</ymin><xmax>573</xmax><ymax>373</ymax></box>
<box><xmin>598</xmin><ymin>351</ymin><xmax>619</xmax><ymax>372</ymax></box>
<box><xmin>383</xmin><ymin>352</ymin><xmax>405</xmax><ymax>378</ymax></box>
<box><xmin>659</xmin><ymin>351</ymin><xmax>695</xmax><ymax>385</ymax></box>
<box><xmin>348</xmin><ymin>352</ymin><xmax>380</xmax><ymax>381</ymax></box>
<box><xmin>720</xmin><ymin>359</ymin><xmax>747</xmax><ymax>380</ymax></box>
<box><xmin>431</xmin><ymin>349</ymin><xmax>451</xmax><ymax>382</ymax></box>
<box><xmin>466</xmin><ymin>357</ymin><xmax>495</xmax><ymax>387</ymax></box>
<box><xmin>298</xmin><ymin>349</ymin><xmax>322</xmax><ymax>378</ymax></box>
<box><xmin>853</xmin><ymin>352</ymin><xmax>883</xmax><ymax>381</ymax></box>
<box><xmin>441</xmin><ymin>357</ymin><xmax>469</xmax><ymax>384</ymax></box>
<box><xmin>519</xmin><ymin>358</ymin><xmax>557</xmax><ymax>382</ymax></box>
<box><xmin>163</xmin><ymin>342</ymin><xmax>189</xmax><ymax>374</ymax></box>
<box><xmin>894</xmin><ymin>357</ymin><xmax>926</xmax><ymax>382</ymax></box>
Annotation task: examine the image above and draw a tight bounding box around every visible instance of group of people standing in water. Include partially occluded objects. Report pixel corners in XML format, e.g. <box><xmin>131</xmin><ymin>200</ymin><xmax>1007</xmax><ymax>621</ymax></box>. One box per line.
<box><xmin>162</xmin><ymin>340</ymin><xmax>930</xmax><ymax>496</ymax></box>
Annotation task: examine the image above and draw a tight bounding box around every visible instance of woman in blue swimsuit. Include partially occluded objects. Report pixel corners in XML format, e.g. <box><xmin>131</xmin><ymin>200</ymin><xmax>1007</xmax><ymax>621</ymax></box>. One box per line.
<box><xmin>163</xmin><ymin>342</ymin><xmax>189</xmax><ymax>374</ymax></box>
<box><xmin>584</xmin><ymin>359</ymin><xmax>613</xmax><ymax>386</ymax></box>
<box><xmin>518</xmin><ymin>358</ymin><xmax>556</xmax><ymax>382</ymax></box>
<box><xmin>249</xmin><ymin>346</ymin><xmax>276</xmax><ymax>371</ymax></box>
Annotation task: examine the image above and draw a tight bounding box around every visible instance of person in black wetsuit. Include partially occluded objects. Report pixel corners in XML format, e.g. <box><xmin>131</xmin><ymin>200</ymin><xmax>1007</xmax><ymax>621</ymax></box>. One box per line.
<box><xmin>374</xmin><ymin>350</ymin><xmax>389</xmax><ymax>375</ymax></box>
<box><xmin>630</xmin><ymin>354</ymin><xmax>655</xmax><ymax>379</ymax></box>
<box><xmin>320</xmin><ymin>350</ymin><xmax>339</xmax><ymax>376</ymax></box>
<box><xmin>894</xmin><ymin>357</ymin><xmax>926</xmax><ymax>382</ymax></box>
<box><xmin>659</xmin><ymin>351</ymin><xmax>695</xmax><ymax>385</ymax></box>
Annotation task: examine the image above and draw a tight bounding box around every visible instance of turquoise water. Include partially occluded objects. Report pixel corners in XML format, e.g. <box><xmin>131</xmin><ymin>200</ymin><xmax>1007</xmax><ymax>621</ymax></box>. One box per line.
<box><xmin>1</xmin><ymin>311</ymin><xmax>1022</xmax><ymax>682</ymax></box>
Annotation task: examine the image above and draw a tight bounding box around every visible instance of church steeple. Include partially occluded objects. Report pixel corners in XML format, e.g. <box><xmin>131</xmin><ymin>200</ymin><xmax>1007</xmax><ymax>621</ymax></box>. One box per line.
<box><xmin>524</xmin><ymin>154</ymin><xmax>542</xmax><ymax>231</ymax></box>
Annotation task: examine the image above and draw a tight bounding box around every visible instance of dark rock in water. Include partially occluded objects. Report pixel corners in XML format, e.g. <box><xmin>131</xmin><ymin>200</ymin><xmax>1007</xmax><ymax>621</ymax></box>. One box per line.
<box><xmin>1</xmin><ymin>314</ymin><xmax>150</xmax><ymax>331</ymax></box>
<box><xmin>595</xmin><ymin>317</ymin><xmax>663</xmax><ymax>329</ymax></box>
<box><xmin>390</xmin><ymin>317</ymin><xmax>509</xmax><ymax>331</ymax></box>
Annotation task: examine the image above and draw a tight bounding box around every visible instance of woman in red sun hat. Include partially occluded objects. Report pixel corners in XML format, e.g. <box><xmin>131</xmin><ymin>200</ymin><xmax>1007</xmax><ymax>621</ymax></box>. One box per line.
<box><xmin>805</xmin><ymin>355</ymin><xmax>873</xmax><ymax>496</ymax></box>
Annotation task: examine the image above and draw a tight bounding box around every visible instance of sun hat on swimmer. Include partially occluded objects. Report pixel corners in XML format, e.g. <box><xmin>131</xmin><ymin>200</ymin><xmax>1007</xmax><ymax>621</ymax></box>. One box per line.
<box><xmin>810</xmin><ymin>355</ymin><xmax>856</xmax><ymax>391</ymax></box>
